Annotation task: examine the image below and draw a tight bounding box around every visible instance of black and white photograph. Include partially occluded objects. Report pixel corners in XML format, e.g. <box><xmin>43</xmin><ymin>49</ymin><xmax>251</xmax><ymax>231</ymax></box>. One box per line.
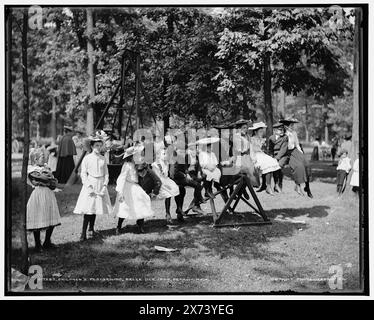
<box><xmin>3</xmin><ymin>1</ymin><xmax>370</xmax><ymax>297</ymax></box>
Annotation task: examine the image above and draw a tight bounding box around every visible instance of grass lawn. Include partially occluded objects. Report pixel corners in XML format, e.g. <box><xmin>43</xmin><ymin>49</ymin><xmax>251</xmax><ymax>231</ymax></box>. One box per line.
<box><xmin>9</xmin><ymin>159</ymin><xmax>362</xmax><ymax>293</ymax></box>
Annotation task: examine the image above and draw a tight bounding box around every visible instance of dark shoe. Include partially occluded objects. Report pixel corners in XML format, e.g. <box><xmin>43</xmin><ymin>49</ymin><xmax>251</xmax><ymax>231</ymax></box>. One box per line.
<box><xmin>80</xmin><ymin>233</ymin><xmax>87</xmax><ymax>241</ymax></box>
<box><xmin>274</xmin><ymin>184</ymin><xmax>282</xmax><ymax>193</ymax></box>
<box><xmin>115</xmin><ymin>228</ymin><xmax>121</xmax><ymax>236</ymax></box>
<box><xmin>43</xmin><ymin>242</ymin><xmax>56</xmax><ymax>250</ymax></box>
<box><xmin>304</xmin><ymin>186</ymin><xmax>313</xmax><ymax>198</ymax></box>
<box><xmin>177</xmin><ymin>213</ymin><xmax>185</xmax><ymax>222</ymax></box>
<box><xmin>34</xmin><ymin>245</ymin><xmax>43</xmax><ymax>253</ymax></box>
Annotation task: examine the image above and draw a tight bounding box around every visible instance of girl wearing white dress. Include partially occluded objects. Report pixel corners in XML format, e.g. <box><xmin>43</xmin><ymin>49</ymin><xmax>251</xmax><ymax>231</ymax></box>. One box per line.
<box><xmin>198</xmin><ymin>138</ymin><xmax>222</xmax><ymax>197</ymax></box>
<box><xmin>114</xmin><ymin>145</ymin><xmax>154</xmax><ymax>233</ymax></box>
<box><xmin>27</xmin><ymin>149</ymin><xmax>61</xmax><ymax>251</ymax></box>
<box><xmin>74</xmin><ymin>135</ymin><xmax>112</xmax><ymax>240</ymax></box>
<box><xmin>249</xmin><ymin>122</ymin><xmax>281</xmax><ymax>196</ymax></box>
<box><xmin>152</xmin><ymin>148</ymin><xmax>180</xmax><ymax>223</ymax></box>
<box><xmin>350</xmin><ymin>156</ymin><xmax>360</xmax><ymax>193</ymax></box>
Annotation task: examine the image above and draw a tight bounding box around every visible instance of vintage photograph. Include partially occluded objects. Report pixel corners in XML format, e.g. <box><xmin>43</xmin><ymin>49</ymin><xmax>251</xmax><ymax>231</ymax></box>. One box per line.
<box><xmin>5</xmin><ymin>4</ymin><xmax>367</xmax><ymax>294</ymax></box>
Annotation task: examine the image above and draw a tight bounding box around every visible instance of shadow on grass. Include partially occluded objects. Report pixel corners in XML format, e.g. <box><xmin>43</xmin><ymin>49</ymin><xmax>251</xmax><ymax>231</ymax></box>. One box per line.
<box><xmin>10</xmin><ymin>211</ymin><xmax>309</xmax><ymax>292</ymax></box>
<box><xmin>266</xmin><ymin>206</ymin><xmax>330</xmax><ymax>219</ymax></box>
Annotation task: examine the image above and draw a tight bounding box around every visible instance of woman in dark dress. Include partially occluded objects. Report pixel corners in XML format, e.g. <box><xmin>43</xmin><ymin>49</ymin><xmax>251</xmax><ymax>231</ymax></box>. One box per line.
<box><xmin>280</xmin><ymin>118</ymin><xmax>313</xmax><ymax>198</ymax></box>
<box><xmin>55</xmin><ymin>126</ymin><xmax>77</xmax><ymax>183</ymax></box>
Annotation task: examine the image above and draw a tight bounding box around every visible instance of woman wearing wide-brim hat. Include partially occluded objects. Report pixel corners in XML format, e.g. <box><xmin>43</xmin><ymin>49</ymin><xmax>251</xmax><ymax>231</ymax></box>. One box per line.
<box><xmin>249</xmin><ymin>121</ymin><xmax>281</xmax><ymax>195</ymax></box>
<box><xmin>113</xmin><ymin>144</ymin><xmax>154</xmax><ymax>234</ymax></box>
<box><xmin>73</xmin><ymin>134</ymin><xmax>113</xmax><ymax>240</ymax></box>
<box><xmin>280</xmin><ymin>118</ymin><xmax>313</xmax><ymax>197</ymax></box>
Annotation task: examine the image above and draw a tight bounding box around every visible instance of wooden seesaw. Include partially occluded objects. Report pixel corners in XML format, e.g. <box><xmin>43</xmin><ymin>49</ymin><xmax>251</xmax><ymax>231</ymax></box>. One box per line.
<box><xmin>183</xmin><ymin>173</ymin><xmax>272</xmax><ymax>228</ymax></box>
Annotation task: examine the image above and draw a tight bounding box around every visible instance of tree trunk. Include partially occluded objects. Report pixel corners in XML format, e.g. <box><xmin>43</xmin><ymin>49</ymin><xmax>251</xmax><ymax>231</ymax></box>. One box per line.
<box><xmin>351</xmin><ymin>8</ymin><xmax>361</xmax><ymax>162</ymax></box>
<box><xmin>278</xmin><ymin>88</ymin><xmax>285</xmax><ymax>118</ymax></box>
<box><xmin>20</xmin><ymin>9</ymin><xmax>30</xmax><ymax>274</ymax></box>
<box><xmin>263</xmin><ymin>52</ymin><xmax>273</xmax><ymax>140</ymax></box>
<box><xmin>304</xmin><ymin>98</ymin><xmax>309</xmax><ymax>142</ymax></box>
<box><xmin>86</xmin><ymin>8</ymin><xmax>95</xmax><ymax>135</ymax></box>
<box><xmin>51</xmin><ymin>97</ymin><xmax>57</xmax><ymax>142</ymax></box>
<box><xmin>323</xmin><ymin>95</ymin><xmax>329</xmax><ymax>142</ymax></box>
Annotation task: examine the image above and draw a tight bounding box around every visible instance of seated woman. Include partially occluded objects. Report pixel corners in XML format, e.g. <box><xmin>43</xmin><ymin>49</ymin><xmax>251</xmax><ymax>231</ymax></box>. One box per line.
<box><xmin>152</xmin><ymin>148</ymin><xmax>180</xmax><ymax>224</ymax></box>
<box><xmin>232</xmin><ymin>120</ymin><xmax>259</xmax><ymax>187</ymax></box>
<box><xmin>249</xmin><ymin>121</ymin><xmax>281</xmax><ymax>196</ymax></box>
<box><xmin>198</xmin><ymin>137</ymin><xmax>221</xmax><ymax>197</ymax></box>
<box><xmin>280</xmin><ymin>118</ymin><xmax>313</xmax><ymax>198</ymax></box>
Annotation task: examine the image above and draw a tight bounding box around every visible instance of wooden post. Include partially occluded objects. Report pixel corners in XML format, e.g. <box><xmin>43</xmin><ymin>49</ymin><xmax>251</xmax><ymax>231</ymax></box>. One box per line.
<box><xmin>6</xmin><ymin>6</ymin><xmax>13</xmax><ymax>289</ymax></box>
<box><xmin>351</xmin><ymin>8</ymin><xmax>361</xmax><ymax>162</ymax></box>
<box><xmin>117</xmin><ymin>55</ymin><xmax>126</xmax><ymax>136</ymax></box>
<box><xmin>20</xmin><ymin>9</ymin><xmax>30</xmax><ymax>274</ymax></box>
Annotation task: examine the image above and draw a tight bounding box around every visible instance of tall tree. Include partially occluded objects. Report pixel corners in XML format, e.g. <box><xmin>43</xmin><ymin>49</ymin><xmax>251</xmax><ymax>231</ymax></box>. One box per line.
<box><xmin>215</xmin><ymin>8</ymin><xmax>352</xmax><ymax>138</ymax></box>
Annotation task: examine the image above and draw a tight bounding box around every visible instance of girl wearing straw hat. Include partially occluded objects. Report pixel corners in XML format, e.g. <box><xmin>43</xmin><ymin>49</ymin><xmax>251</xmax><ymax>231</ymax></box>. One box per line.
<box><xmin>113</xmin><ymin>145</ymin><xmax>154</xmax><ymax>234</ymax></box>
<box><xmin>249</xmin><ymin>122</ymin><xmax>281</xmax><ymax>195</ymax></box>
<box><xmin>74</xmin><ymin>134</ymin><xmax>112</xmax><ymax>240</ymax></box>
<box><xmin>280</xmin><ymin>118</ymin><xmax>313</xmax><ymax>198</ymax></box>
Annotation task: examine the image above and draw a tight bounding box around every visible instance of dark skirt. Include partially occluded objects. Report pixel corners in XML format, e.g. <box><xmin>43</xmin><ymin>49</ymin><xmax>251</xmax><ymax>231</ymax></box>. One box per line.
<box><xmin>55</xmin><ymin>156</ymin><xmax>75</xmax><ymax>184</ymax></box>
<box><xmin>311</xmin><ymin>146</ymin><xmax>319</xmax><ymax>161</ymax></box>
<box><xmin>289</xmin><ymin>148</ymin><xmax>308</xmax><ymax>184</ymax></box>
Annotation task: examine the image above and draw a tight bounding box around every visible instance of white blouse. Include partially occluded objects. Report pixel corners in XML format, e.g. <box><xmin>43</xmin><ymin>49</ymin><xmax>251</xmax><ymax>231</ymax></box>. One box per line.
<box><xmin>199</xmin><ymin>151</ymin><xmax>219</xmax><ymax>169</ymax></box>
<box><xmin>152</xmin><ymin>161</ymin><xmax>169</xmax><ymax>178</ymax></box>
<box><xmin>81</xmin><ymin>152</ymin><xmax>109</xmax><ymax>186</ymax></box>
<box><xmin>115</xmin><ymin>162</ymin><xmax>138</xmax><ymax>194</ymax></box>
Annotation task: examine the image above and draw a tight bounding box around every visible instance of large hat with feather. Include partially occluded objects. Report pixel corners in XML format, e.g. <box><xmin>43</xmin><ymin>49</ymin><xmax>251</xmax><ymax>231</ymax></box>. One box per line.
<box><xmin>123</xmin><ymin>144</ymin><xmax>144</xmax><ymax>159</ymax></box>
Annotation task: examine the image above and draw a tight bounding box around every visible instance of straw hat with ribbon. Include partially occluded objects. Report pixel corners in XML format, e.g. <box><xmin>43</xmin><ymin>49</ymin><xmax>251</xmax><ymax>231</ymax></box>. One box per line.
<box><xmin>63</xmin><ymin>125</ymin><xmax>74</xmax><ymax>132</ymax></box>
<box><xmin>47</xmin><ymin>143</ymin><xmax>58</xmax><ymax>152</ymax></box>
<box><xmin>273</xmin><ymin>122</ymin><xmax>285</xmax><ymax>129</ymax></box>
<box><xmin>279</xmin><ymin>117</ymin><xmax>299</xmax><ymax>125</ymax></box>
<box><xmin>123</xmin><ymin>145</ymin><xmax>144</xmax><ymax>159</ymax></box>
<box><xmin>248</xmin><ymin>121</ymin><xmax>267</xmax><ymax>131</ymax></box>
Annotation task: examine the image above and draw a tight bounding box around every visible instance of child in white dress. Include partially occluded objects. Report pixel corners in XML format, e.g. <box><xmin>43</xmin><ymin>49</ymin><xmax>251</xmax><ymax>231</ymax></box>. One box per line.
<box><xmin>113</xmin><ymin>145</ymin><xmax>154</xmax><ymax>233</ymax></box>
<box><xmin>27</xmin><ymin>149</ymin><xmax>61</xmax><ymax>251</ymax></box>
<box><xmin>250</xmin><ymin>122</ymin><xmax>281</xmax><ymax>195</ymax></box>
<box><xmin>198</xmin><ymin>139</ymin><xmax>222</xmax><ymax>197</ymax></box>
<box><xmin>152</xmin><ymin>148</ymin><xmax>180</xmax><ymax>223</ymax></box>
<box><xmin>74</xmin><ymin>135</ymin><xmax>112</xmax><ymax>240</ymax></box>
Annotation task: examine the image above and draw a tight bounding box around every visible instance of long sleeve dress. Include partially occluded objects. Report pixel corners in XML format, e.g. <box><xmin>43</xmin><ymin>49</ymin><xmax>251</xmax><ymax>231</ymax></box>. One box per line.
<box><xmin>198</xmin><ymin>150</ymin><xmax>221</xmax><ymax>183</ymax></box>
<box><xmin>27</xmin><ymin>165</ymin><xmax>61</xmax><ymax>231</ymax></box>
<box><xmin>151</xmin><ymin>160</ymin><xmax>180</xmax><ymax>199</ymax></box>
<box><xmin>73</xmin><ymin>152</ymin><xmax>112</xmax><ymax>215</ymax></box>
<box><xmin>113</xmin><ymin>162</ymin><xmax>154</xmax><ymax>220</ymax></box>
<box><xmin>286</xmin><ymin>130</ymin><xmax>308</xmax><ymax>184</ymax></box>
<box><xmin>250</xmin><ymin>136</ymin><xmax>280</xmax><ymax>174</ymax></box>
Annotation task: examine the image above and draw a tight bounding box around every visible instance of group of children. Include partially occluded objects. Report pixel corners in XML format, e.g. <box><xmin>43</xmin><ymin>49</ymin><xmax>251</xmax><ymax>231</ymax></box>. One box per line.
<box><xmin>25</xmin><ymin>124</ymin><xmax>361</xmax><ymax>251</ymax></box>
